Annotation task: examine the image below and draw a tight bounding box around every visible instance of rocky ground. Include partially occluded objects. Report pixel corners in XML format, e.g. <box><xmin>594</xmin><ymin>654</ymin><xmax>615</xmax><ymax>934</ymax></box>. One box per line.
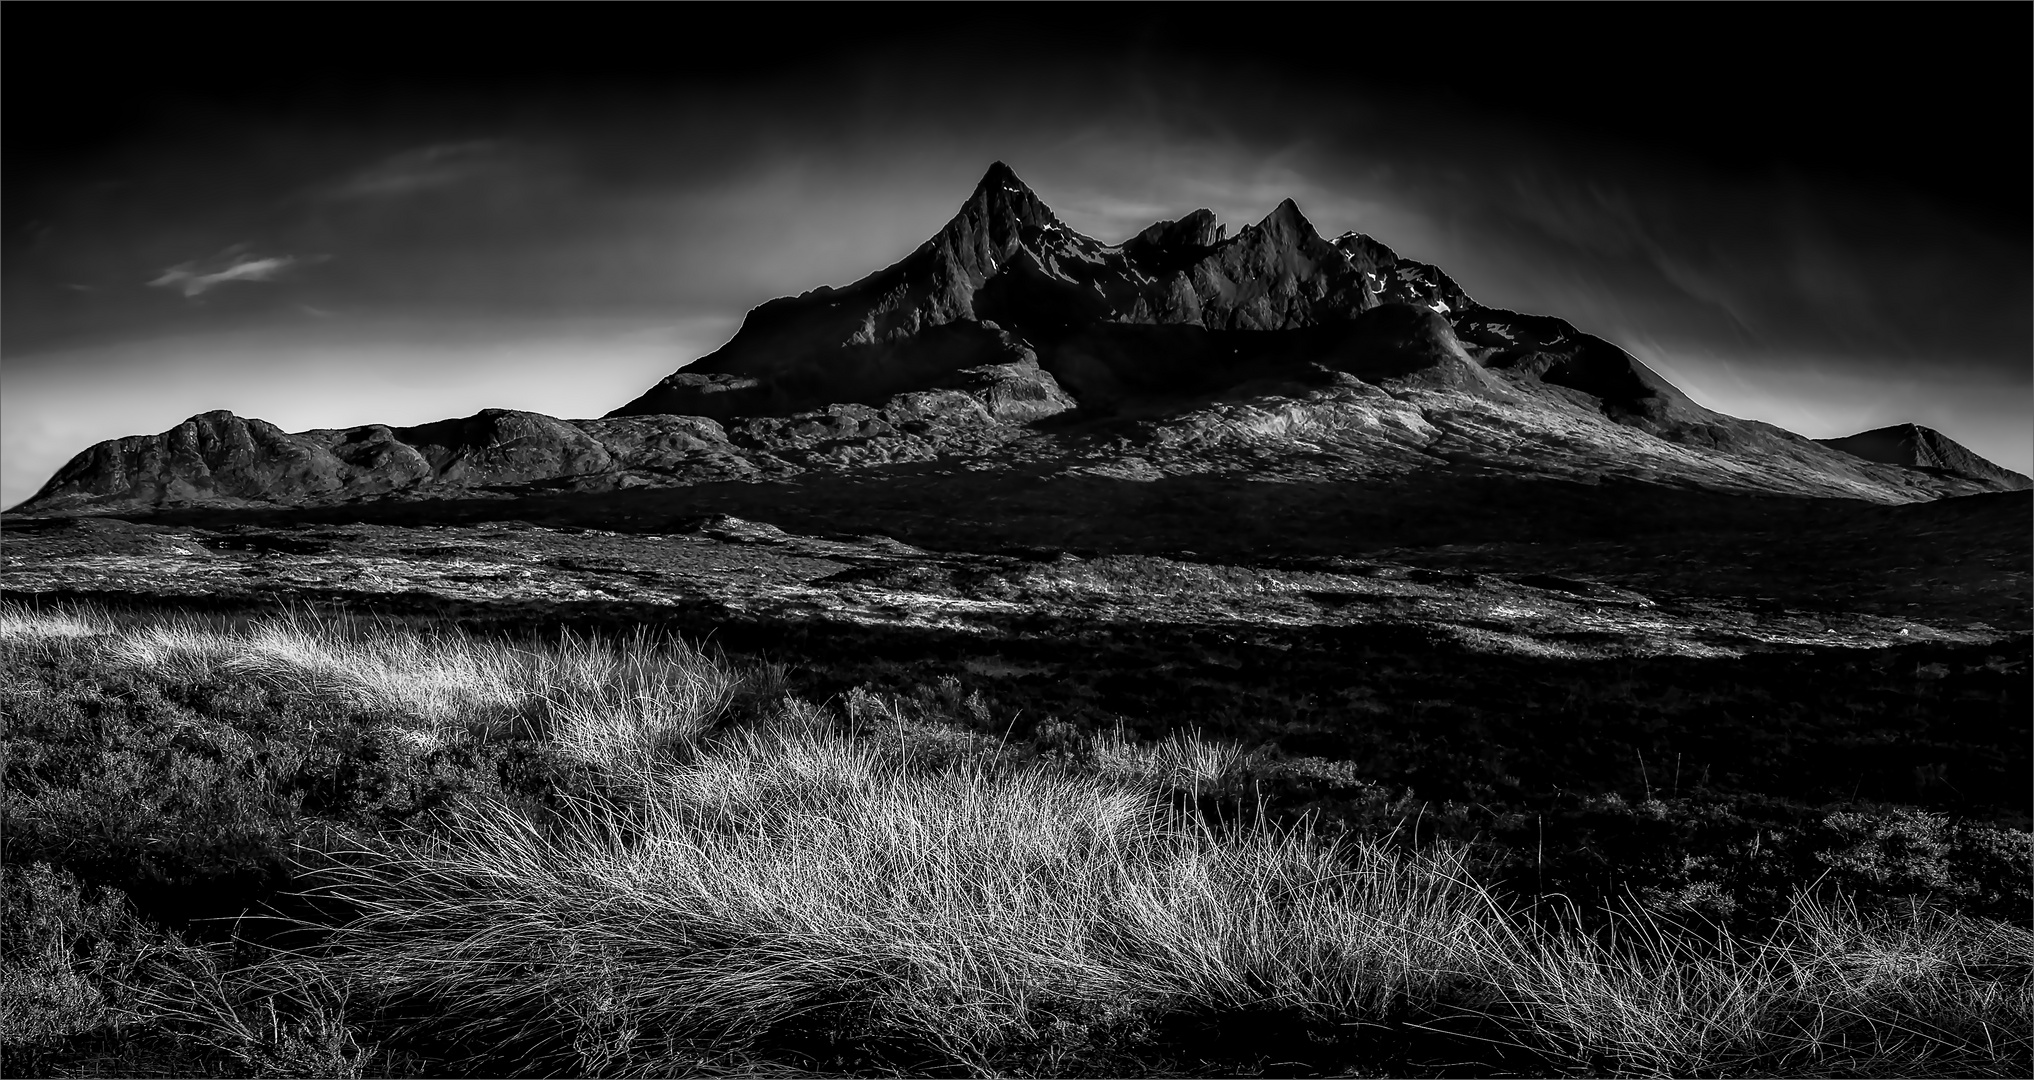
<box><xmin>8</xmin><ymin>482</ymin><xmax>2027</xmax><ymax>819</ymax></box>
<box><xmin>3</xmin><ymin>503</ymin><xmax>2017</xmax><ymax>659</ymax></box>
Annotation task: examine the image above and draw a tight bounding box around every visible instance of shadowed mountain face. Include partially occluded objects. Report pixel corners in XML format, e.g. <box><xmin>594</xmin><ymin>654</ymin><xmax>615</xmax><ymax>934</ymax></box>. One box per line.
<box><xmin>11</xmin><ymin>163</ymin><xmax>2028</xmax><ymax>519</ymax></box>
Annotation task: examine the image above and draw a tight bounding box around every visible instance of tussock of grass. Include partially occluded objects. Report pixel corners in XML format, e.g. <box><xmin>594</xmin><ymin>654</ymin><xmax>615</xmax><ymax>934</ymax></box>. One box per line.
<box><xmin>309</xmin><ymin>724</ymin><xmax>1497</xmax><ymax>1071</ymax></box>
<box><xmin>0</xmin><ymin>604</ymin><xmax>109</xmax><ymax>642</ymax></box>
<box><xmin>11</xmin><ymin>602</ymin><xmax>740</xmax><ymax>767</ymax></box>
<box><xmin>1090</xmin><ymin>722</ymin><xmax>1251</xmax><ymax>791</ymax></box>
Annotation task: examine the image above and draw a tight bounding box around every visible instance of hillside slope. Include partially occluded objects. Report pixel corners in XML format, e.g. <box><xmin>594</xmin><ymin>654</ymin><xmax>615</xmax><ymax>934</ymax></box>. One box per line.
<box><xmin>1818</xmin><ymin>424</ymin><xmax>2031</xmax><ymax>491</ymax></box>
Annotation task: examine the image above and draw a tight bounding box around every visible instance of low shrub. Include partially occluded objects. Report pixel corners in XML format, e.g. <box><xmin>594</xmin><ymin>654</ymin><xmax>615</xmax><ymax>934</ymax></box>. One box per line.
<box><xmin>1</xmin><ymin>862</ymin><xmax>160</xmax><ymax>1061</ymax></box>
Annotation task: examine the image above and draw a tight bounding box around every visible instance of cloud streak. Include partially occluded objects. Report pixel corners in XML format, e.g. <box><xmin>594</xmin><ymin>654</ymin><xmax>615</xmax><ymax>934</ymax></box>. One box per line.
<box><xmin>148</xmin><ymin>249</ymin><xmax>302</xmax><ymax>298</ymax></box>
<box><xmin>319</xmin><ymin>140</ymin><xmax>519</xmax><ymax>201</ymax></box>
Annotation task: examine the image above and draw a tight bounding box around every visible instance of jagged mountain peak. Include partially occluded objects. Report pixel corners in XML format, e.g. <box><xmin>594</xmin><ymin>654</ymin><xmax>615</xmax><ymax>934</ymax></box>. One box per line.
<box><xmin>921</xmin><ymin>162</ymin><xmax>1065</xmax><ymax>299</ymax></box>
<box><xmin>945</xmin><ymin>162</ymin><xmax>1059</xmax><ymax>233</ymax></box>
<box><xmin>973</xmin><ymin>160</ymin><xmax>1029</xmax><ymax>195</ymax></box>
<box><xmin>1252</xmin><ymin>197</ymin><xmax>1316</xmax><ymax>241</ymax></box>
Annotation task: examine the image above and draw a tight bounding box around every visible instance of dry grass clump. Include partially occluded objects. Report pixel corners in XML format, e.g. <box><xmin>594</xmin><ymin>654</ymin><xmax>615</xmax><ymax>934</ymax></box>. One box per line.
<box><xmin>2</xmin><ymin>601</ymin><xmax>741</xmax><ymax>767</ymax></box>
<box><xmin>0</xmin><ymin>604</ymin><xmax>110</xmax><ymax>642</ymax></box>
<box><xmin>308</xmin><ymin>712</ymin><xmax>1499</xmax><ymax>1073</ymax></box>
<box><xmin>1090</xmin><ymin>721</ymin><xmax>1250</xmax><ymax>791</ymax></box>
<box><xmin>516</xmin><ymin>628</ymin><xmax>742</xmax><ymax>769</ymax></box>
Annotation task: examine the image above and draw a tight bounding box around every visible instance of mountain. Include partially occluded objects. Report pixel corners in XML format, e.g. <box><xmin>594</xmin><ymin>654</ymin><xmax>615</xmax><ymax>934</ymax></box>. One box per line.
<box><xmin>609</xmin><ymin>162</ymin><xmax>1490</xmax><ymax>419</ymax></box>
<box><xmin>1817</xmin><ymin>424</ymin><xmax>2031</xmax><ymax>491</ymax></box>
<box><xmin>605</xmin><ymin>163</ymin><xmax>1716</xmax><ymax>439</ymax></box>
<box><xmin>11</xmin><ymin>163</ymin><xmax>2026</xmax><ymax>518</ymax></box>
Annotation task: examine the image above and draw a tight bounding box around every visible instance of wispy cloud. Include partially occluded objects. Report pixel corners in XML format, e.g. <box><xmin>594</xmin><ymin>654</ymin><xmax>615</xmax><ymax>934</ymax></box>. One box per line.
<box><xmin>148</xmin><ymin>248</ymin><xmax>302</xmax><ymax>298</ymax></box>
<box><xmin>321</xmin><ymin>140</ymin><xmax>517</xmax><ymax>201</ymax></box>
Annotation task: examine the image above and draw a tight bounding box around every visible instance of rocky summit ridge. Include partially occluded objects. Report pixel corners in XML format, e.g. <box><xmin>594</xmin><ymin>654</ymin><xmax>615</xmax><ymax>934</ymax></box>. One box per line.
<box><xmin>12</xmin><ymin>163</ymin><xmax>2028</xmax><ymax>518</ymax></box>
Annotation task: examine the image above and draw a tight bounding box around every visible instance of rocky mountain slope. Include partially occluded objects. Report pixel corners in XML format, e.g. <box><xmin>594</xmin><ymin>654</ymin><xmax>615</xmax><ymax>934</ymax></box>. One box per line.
<box><xmin>11</xmin><ymin>164</ymin><xmax>2026</xmax><ymax>518</ymax></box>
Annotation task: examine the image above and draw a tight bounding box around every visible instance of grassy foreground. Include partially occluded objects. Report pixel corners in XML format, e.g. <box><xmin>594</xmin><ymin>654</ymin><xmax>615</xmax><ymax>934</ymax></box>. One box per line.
<box><xmin>2</xmin><ymin>603</ymin><xmax>2028</xmax><ymax>1077</ymax></box>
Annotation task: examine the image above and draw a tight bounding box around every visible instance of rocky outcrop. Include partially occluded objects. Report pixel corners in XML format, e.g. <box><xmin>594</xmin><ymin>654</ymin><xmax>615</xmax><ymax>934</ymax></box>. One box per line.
<box><xmin>1818</xmin><ymin>425</ymin><xmax>2032</xmax><ymax>490</ymax></box>
<box><xmin>1129</xmin><ymin>207</ymin><xmax>1224</xmax><ymax>251</ymax></box>
<box><xmin>26</xmin><ymin>411</ymin><xmax>352</xmax><ymax>512</ymax></box>
<box><xmin>386</xmin><ymin>410</ymin><xmax>613</xmax><ymax>486</ymax></box>
<box><xmin>932</xmin><ymin>356</ymin><xmax>1077</xmax><ymax>425</ymax></box>
<box><xmin>1331</xmin><ymin>232</ymin><xmax>1474</xmax><ymax>316</ymax></box>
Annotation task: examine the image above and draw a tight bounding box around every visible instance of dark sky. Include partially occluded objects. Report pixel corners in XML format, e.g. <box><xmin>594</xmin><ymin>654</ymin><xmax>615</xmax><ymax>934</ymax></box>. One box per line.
<box><xmin>5</xmin><ymin>8</ymin><xmax>2029</xmax><ymax>506</ymax></box>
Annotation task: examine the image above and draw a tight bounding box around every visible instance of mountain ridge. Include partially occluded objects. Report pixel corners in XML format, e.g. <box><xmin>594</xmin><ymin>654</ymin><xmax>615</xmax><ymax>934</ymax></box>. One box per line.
<box><xmin>11</xmin><ymin>162</ymin><xmax>2027</xmax><ymax>517</ymax></box>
